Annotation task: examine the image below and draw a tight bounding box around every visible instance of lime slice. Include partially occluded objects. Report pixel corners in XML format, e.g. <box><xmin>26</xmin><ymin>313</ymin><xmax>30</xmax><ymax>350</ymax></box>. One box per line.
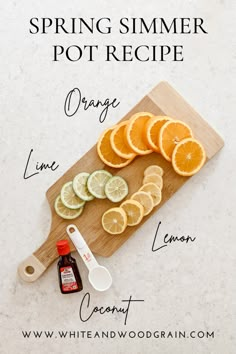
<box><xmin>73</xmin><ymin>172</ymin><xmax>94</xmax><ymax>201</ymax></box>
<box><xmin>61</xmin><ymin>181</ymin><xmax>85</xmax><ymax>209</ymax></box>
<box><xmin>105</xmin><ymin>176</ymin><xmax>128</xmax><ymax>202</ymax></box>
<box><xmin>87</xmin><ymin>170</ymin><xmax>112</xmax><ymax>199</ymax></box>
<box><xmin>54</xmin><ymin>195</ymin><xmax>84</xmax><ymax>219</ymax></box>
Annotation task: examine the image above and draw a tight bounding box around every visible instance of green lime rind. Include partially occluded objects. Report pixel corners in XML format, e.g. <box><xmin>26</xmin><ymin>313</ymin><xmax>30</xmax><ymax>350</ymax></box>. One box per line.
<box><xmin>61</xmin><ymin>181</ymin><xmax>86</xmax><ymax>209</ymax></box>
<box><xmin>87</xmin><ymin>170</ymin><xmax>112</xmax><ymax>199</ymax></box>
<box><xmin>105</xmin><ymin>176</ymin><xmax>129</xmax><ymax>203</ymax></box>
<box><xmin>73</xmin><ymin>172</ymin><xmax>94</xmax><ymax>201</ymax></box>
<box><xmin>54</xmin><ymin>195</ymin><xmax>84</xmax><ymax>219</ymax></box>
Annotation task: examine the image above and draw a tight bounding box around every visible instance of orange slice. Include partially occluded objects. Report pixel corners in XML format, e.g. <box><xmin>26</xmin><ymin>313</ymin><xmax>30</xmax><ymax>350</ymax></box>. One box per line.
<box><xmin>125</xmin><ymin>112</ymin><xmax>153</xmax><ymax>155</ymax></box>
<box><xmin>97</xmin><ymin>126</ymin><xmax>133</xmax><ymax>168</ymax></box>
<box><xmin>110</xmin><ymin>121</ymin><xmax>136</xmax><ymax>159</ymax></box>
<box><xmin>172</xmin><ymin>138</ymin><xmax>206</xmax><ymax>176</ymax></box>
<box><xmin>159</xmin><ymin>120</ymin><xmax>193</xmax><ymax>161</ymax></box>
<box><xmin>145</xmin><ymin>116</ymin><xmax>172</xmax><ymax>152</ymax></box>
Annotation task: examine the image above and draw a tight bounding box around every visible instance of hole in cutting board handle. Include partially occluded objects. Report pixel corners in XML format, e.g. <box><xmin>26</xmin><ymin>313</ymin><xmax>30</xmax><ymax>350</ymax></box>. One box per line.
<box><xmin>25</xmin><ymin>266</ymin><xmax>35</xmax><ymax>275</ymax></box>
<box><xmin>18</xmin><ymin>255</ymin><xmax>46</xmax><ymax>282</ymax></box>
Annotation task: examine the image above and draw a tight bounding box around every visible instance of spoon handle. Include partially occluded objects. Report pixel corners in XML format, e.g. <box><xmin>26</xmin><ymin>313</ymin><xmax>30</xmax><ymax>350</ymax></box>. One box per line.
<box><xmin>66</xmin><ymin>225</ymin><xmax>98</xmax><ymax>271</ymax></box>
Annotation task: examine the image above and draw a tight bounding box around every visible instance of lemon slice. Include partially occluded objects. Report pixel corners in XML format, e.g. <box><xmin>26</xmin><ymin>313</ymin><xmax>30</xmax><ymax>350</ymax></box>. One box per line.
<box><xmin>87</xmin><ymin>170</ymin><xmax>112</xmax><ymax>199</ymax></box>
<box><xmin>54</xmin><ymin>195</ymin><xmax>84</xmax><ymax>219</ymax></box>
<box><xmin>142</xmin><ymin>174</ymin><xmax>163</xmax><ymax>189</ymax></box>
<box><xmin>144</xmin><ymin>165</ymin><xmax>164</xmax><ymax>177</ymax></box>
<box><xmin>131</xmin><ymin>191</ymin><xmax>154</xmax><ymax>216</ymax></box>
<box><xmin>61</xmin><ymin>181</ymin><xmax>86</xmax><ymax>209</ymax></box>
<box><xmin>102</xmin><ymin>207</ymin><xmax>127</xmax><ymax>234</ymax></box>
<box><xmin>120</xmin><ymin>199</ymin><xmax>144</xmax><ymax>226</ymax></box>
<box><xmin>105</xmin><ymin>176</ymin><xmax>128</xmax><ymax>202</ymax></box>
<box><xmin>139</xmin><ymin>183</ymin><xmax>162</xmax><ymax>206</ymax></box>
<box><xmin>73</xmin><ymin>172</ymin><xmax>94</xmax><ymax>201</ymax></box>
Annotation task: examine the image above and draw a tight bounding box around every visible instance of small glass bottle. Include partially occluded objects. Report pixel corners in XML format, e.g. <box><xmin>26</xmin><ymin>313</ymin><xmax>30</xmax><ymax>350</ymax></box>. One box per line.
<box><xmin>56</xmin><ymin>239</ymin><xmax>83</xmax><ymax>294</ymax></box>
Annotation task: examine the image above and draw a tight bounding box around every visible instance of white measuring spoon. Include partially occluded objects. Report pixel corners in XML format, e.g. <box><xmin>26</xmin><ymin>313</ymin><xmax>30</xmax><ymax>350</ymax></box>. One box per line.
<box><xmin>66</xmin><ymin>225</ymin><xmax>112</xmax><ymax>292</ymax></box>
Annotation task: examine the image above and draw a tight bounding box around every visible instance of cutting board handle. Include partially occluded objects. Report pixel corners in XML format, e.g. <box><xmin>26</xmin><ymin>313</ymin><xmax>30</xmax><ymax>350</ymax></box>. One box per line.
<box><xmin>18</xmin><ymin>255</ymin><xmax>47</xmax><ymax>282</ymax></box>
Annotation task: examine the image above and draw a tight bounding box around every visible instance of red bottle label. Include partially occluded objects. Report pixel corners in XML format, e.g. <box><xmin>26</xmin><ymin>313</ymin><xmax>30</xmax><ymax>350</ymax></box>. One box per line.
<box><xmin>60</xmin><ymin>266</ymin><xmax>78</xmax><ymax>292</ymax></box>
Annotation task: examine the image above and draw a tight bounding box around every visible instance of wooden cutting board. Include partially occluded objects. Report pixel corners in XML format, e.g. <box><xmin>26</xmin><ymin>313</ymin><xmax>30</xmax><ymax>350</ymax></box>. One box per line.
<box><xmin>18</xmin><ymin>81</ymin><xmax>224</xmax><ymax>282</ymax></box>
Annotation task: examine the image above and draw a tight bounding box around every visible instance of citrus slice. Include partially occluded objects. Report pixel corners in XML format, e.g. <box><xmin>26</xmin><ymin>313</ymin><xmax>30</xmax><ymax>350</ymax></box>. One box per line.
<box><xmin>159</xmin><ymin>120</ymin><xmax>193</xmax><ymax>161</ymax></box>
<box><xmin>172</xmin><ymin>138</ymin><xmax>206</xmax><ymax>176</ymax></box>
<box><xmin>87</xmin><ymin>170</ymin><xmax>112</xmax><ymax>199</ymax></box>
<box><xmin>143</xmin><ymin>174</ymin><xmax>163</xmax><ymax>189</ymax></box>
<box><xmin>139</xmin><ymin>183</ymin><xmax>162</xmax><ymax>206</ymax></box>
<box><xmin>97</xmin><ymin>126</ymin><xmax>133</xmax><ymax>168</ymax></box>
<box><xmin>73</xmin><ymin>172</ymin><xmax>94</xmax><ymax>201</ymax></box>
<box><xmin>55</xmin><ymin>195</ymin><xmax>84</xmax><ymax>219</ymax></box>
<box><xmin>131</xmin><ymin>191</ymin><xmax>154</xmax><ymax>216</ymax></box>
<box><xmin>110</xmin><ymin>121</ymin><xmax>137</xmax><ymax>159</ymax></box>
<box><xmin>61</xmin><ymin>181</ymin><xmax>86</xmax><ymax>209</ymax></box>
<box><xmin>125</xmin><ymin>112</ymin><xmax>153</xmax><ymax>155</ymax></box>
<box><xmin>145</xmin><ymin>116</ymin><xmax>172</xmax><ymax>152</ymax></box>
<box><xmin>144</xmin><ymin>165</ymin><xmax>164</xmax><ymax>177</ymax></box>
<box><xmin>120</xmin><ymin>199</ymin><xmax>144</xmax><ymax>226</ymax></box>
<box><xmin>102</xmin><ymin>207</ymin><xmax>127</xmax><ymax>234</ymax></box>
<box><xmin>105</xmin><ymin>176</ymin><xmax>129</xmax><ymax>202</ymax></box>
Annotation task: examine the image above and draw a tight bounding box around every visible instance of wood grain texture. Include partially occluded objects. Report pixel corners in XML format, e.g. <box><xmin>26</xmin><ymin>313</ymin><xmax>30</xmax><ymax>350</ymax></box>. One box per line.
<box><xmin>18</xmin><ymin>81</ymin><xmax>224</xmax><ymax>282</ymax></box>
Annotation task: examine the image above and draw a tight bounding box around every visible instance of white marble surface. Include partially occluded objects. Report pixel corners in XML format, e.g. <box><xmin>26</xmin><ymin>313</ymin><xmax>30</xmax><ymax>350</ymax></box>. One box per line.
<box><xmin>1</xmin><ymin>0</ymin><xmax>235</xmax><ymax>353</ymax></box>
